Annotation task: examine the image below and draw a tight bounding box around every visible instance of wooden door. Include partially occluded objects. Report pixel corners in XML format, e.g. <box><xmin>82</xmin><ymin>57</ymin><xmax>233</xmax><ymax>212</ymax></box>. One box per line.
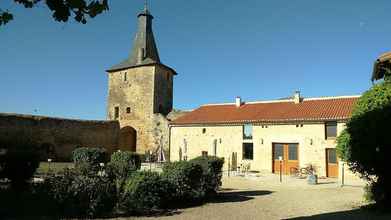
<box><xmin>326</xmin><ymin>148</ymin><xmax>338</xmax><ymax>178</ymax></box>
<box><xmin>272</xmin><ymin>143</ymin><xmax>299</xmax><ymax>175</ymax></box>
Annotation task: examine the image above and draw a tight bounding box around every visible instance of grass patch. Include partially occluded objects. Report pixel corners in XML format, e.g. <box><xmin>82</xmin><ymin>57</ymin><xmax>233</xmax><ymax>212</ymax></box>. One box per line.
<box><xmin>36</xmin><ymin>162</ymin><xmax>74</xmax><ymax>175</ymax></box>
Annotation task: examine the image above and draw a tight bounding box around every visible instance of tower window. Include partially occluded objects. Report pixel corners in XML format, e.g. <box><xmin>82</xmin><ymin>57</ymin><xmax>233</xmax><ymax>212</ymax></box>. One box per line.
<box><xmin>166</xmin><ymin>72</ymin><xmax>170</xmax><ymax>81</ymax></box>
<box><xmin>114</xmin><ymin>107</ymin><xmax>119</xmax><ymax>119</ymax></box>
<box><xmin>126</xmin><ymin>107</ymin><xmax>131</xmax><ymax>114</ymax></box>
<box><xmin>124</xmin><ymin>72</ymin><xmax>127</xmax><ymax>81</ymax></box>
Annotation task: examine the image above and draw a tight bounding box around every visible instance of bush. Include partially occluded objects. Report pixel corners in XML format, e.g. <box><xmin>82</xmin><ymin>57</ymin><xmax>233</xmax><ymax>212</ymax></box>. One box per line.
<box><xmin>108</xmin><ymin>151</ymin><xmax>141</xmax><ymax>180</ymax></box>
<box><xmin>44</xmin><ymin>168</ymin><xmax>116</xmax><ymax>217</ymax></box>
<box><xmin>0</xmin><ymin>140</ymin><xmax>40</xmax><ymax>189</ymax></box>
<box><xmin>162</xmin><ymin>161</ymin><xmax>204</xmax><ymax>202</ymax></box>
<box><xmin>122</xmin><ymin>171</ymin><xmax>171</xmax><ymax>213</ymax></box>
<box><xmin>337</xmin><ymin>81</ymin><xmax>391</xmax><ymax>207</ymax></box>
<box><xmin>72</xmin><ymin>147</ymin><xmax>107</xmax><ymax>173</ymax></box>
<box><xmin>190</xmin><ymin>156</ymin><xmax>224</xmax><ymax>194</ymax></box>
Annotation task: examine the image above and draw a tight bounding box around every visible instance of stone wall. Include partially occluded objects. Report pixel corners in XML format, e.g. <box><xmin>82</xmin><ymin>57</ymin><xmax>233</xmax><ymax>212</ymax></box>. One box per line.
<box><xmin>0</xmin><ymin>113</ymin><xmax>120</xmax><ymax>161</ymax></box>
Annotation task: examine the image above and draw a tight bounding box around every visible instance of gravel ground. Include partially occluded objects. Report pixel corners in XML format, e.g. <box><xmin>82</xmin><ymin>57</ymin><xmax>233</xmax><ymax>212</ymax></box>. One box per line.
<box><xmin>120</xmin><ymin>174</ymin><xmax>391</xmax><ymax>220</ymax></box>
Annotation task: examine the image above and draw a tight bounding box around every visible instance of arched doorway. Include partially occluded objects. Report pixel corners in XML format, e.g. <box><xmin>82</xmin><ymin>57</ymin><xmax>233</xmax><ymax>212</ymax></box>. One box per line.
<box><xmin>119</xmin><ymin>126</ymin><xmax>137</xmax><ymax>152</ymax></box>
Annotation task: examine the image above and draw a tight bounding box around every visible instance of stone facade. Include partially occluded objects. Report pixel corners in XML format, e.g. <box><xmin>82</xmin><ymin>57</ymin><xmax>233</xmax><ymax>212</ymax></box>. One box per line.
<box><xmin>170</xmin><ymin>120</ymin><xmax>361</xmax><ymax>182</ymax></box>
<box><xmin>0</xmin><ymin>113</ymin><xmax>119</xmax><ymax>161</ymax></box>
<box><xmin>106</xmin><ymin>65</ymin><xmax>175</xmax><ymax>154</ymax></box>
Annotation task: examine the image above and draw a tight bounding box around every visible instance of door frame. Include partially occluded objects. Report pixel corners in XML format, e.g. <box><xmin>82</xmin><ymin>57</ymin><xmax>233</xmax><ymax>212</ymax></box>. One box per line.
<box><xmin>325</xmin><ymin>148</ymin><xmax>338</xmax><ymax>178</ymax></box>
<box><xmin>272</xmin><ymin>142</ymin><xmax>300</xmax><ymax>174</ymax></box>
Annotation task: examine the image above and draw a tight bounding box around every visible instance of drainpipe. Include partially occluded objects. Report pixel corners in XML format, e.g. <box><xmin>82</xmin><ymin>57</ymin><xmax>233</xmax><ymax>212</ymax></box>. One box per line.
<box><xmin>168</xmin><ymin>125</ymin><xmax>172</xmax><ymax>162</ymax></box>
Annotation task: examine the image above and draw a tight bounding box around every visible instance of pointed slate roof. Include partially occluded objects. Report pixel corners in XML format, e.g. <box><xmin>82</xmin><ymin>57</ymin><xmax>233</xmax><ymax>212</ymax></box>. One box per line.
<box><xmin>107</xmin><ymin>6</ymin><xmax>176</xmax><ymax>74</ymax></box>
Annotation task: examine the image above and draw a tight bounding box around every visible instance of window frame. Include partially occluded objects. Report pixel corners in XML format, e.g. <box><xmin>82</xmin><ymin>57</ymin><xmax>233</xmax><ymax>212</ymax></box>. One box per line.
<box><xmin>242</xmin><ymin>143</ymin><xmax>254</xmax><ymax>160</ymax></box>
<box><xmin>114</xmin><ymin>106</ymin><xmax>119</xmax><ymax>119</ymax></box>
<box><xmin>243</xmin><ymin>124</ymin><xmax>253</xmax><ymax>140</ymax></box>
<box><xmin>325</xmin><ymin>121</ymin><xmax>338</xmax><ymax>140</ymax></box>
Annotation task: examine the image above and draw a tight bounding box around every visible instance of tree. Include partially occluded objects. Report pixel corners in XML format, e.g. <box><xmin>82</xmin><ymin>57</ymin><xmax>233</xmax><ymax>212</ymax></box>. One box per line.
<box><xmin>0</xmin><ymin>0</ymin><xmax>109</xmax><ymax>26</ymax></box>
<box><xmin>337</xmin><ymin>80</ymin><xmax>391</xmax><ymax>207</ymax></box>
<box><xmin>372</xmin><ymin>51</ymin><xmax>391</xmax><ymax>82</ymax></box>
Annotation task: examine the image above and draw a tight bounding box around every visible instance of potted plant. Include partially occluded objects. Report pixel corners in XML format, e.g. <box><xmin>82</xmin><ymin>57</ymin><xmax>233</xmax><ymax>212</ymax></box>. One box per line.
<box><xmin>306</xmin><ymin>164</ymin><xmax>318</xmax><ymax>185</ymax></box>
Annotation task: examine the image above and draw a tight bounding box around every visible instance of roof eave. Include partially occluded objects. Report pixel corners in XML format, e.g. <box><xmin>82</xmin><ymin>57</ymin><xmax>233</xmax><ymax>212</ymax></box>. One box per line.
<box><xmin>170</xmin><ymin>117</ymin><xmax>350</xmax><ymax>126</ymax></box>
<box><xmin>106</xmin><ymin>62</ymin><xmax>178</xmax><ymax>75</ymax></box>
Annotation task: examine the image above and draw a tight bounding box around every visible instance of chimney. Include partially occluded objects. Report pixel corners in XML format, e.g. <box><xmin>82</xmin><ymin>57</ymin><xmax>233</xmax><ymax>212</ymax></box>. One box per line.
<box><xmin>235</xmin><ymin>96</ymin><xmax>242</xmax><ymax>107</ymax></box>
<box><xmin>293</xmin><ymin>91</ymin><xmax>301</xmax><ymax>104</ymax></box>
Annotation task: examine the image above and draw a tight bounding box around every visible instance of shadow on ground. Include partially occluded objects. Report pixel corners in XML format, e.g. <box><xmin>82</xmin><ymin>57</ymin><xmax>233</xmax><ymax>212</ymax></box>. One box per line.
<box><xmin>285</xmin><ymin>207</ymin><xmax>391</xmax><ymax>220</ymax></box>
<box><xmin>209</xmin><ymin>189</ymin><xmax>273</xmax><ymax>203</ymax></box>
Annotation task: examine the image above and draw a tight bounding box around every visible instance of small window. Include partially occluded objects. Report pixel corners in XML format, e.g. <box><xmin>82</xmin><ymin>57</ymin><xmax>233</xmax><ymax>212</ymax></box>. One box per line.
<box><xmin>243</xmin><ymin>124</ymin><xmax>253</xmax><ymax>139</ymax></box>
<box><xmin>325</xmin><ymin>122</ymin><xmax>337</xmax><ymax>139</ymax></box>
<box><xmin>288</xmin><ymin>144</ymin><xmax>298</xmax><ymax>160</ymax></box>
<box><xmin>114</xmin><ymin>107</ymin><xmax>119</xmax><ymax>119</ymax></box>
<box><xmin>124</xmin><ymin>72</ymin><xmax>127</xmax><ymax>81</ymax></box>
<box><xmin>126</xmin><ymin>107</ymin><xmax>131</xmax><ymax>114</ymax></box>
<box><xmin>202</xmin><ymin>151</ymin><xmax>208</xmax><ymax>157</ymax></box>
<box><xmin>328</xmin><ymin>149</ymin><xmax>337</xmax><ymax>164</ymax></box>
<box><xmin>166</xmin><ymin>72</ymin><xmax>170</xmax><ymax>81</ymax></box>
<box><xmin>274</xmin><ymin>144</ymin><xmax>284</xmax><ymax>160</ymax></box>
<box><xmin>243</xmin><ymin>143</ymin><xmax>253</xmax><ymax>160</ymax></box>
<box><xmin>202</xmin><ymin>128</ymin><xmax>206</xmax><ymax>134</ymax></box>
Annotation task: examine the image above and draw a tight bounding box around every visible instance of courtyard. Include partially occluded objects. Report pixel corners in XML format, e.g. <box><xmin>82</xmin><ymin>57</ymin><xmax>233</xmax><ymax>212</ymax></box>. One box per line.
<box><xmin>132</xmin><ymin>175</ymin><xmax>389</xmax><ymax>220</ymax></box>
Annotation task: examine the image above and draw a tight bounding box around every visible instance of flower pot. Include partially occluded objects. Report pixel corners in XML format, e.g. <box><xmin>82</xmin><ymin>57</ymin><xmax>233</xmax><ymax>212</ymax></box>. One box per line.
<box><xmin>307</xmin><ymin>174</ymin><xmax>318</xmax><ymax>185</ymax></box>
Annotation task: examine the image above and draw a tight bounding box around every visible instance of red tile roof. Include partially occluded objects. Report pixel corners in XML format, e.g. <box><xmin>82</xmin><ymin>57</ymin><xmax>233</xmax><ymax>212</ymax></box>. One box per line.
<box><xmin>171</xmin><ymin>96</ymin><xmax>359</xmax><ymax>125</ymax></box>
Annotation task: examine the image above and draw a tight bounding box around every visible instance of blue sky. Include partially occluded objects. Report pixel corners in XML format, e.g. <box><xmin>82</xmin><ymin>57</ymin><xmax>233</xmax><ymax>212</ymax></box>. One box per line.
<box><xmin>1</xmin><ymin>0</ymin><xmax>390</xmax><ymax>120</ymax></box>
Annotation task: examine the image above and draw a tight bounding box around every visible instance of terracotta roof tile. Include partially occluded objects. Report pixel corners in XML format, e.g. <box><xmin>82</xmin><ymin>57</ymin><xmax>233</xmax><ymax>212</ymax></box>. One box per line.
<box><xmin>171</xmin><ymin>97</ymin><xmax>359</xmax><ymax>125</ymax></box>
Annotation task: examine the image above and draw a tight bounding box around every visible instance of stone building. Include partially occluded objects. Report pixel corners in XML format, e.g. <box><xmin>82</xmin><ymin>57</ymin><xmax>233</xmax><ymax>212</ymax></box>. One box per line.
<box><xmin>169</xmin><ymin>92</ymin><xmax>360</xmax><ymax>180</ymax></box>
<box><xmin>106</xmin><ymin>6</ymin><xmax>178</xmax><ymax>156</ymax></box>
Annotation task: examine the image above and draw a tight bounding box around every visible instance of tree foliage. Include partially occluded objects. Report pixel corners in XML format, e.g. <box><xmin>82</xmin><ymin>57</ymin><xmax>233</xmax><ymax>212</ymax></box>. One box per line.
<box><xmin>0</xmin><ymin>0</ymin><xmax>109</xmax><ymax>26</ymax></box>
<box><xmin>337</xmin><ymin>80</ymin><xmax>391</xmax><ymax>206</ymax></box>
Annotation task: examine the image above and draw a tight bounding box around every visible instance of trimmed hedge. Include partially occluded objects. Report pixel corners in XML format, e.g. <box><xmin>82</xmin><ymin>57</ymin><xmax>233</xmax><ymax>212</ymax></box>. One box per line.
<box><xmin>122</xmin><ymin>171</ymin><xmax>172</xmax><ymax>213</ymax></box>
<box><xmin>190</xmin><ymin>156</ymin><xmax>224</xmax><ymax>194</ymax></box>
<box><xmin>72</xmin><ymin>147</ymin><xmax>107</xmax><ymax>174</ymax></box>
<box><xmin>44</xmin><ymin>168</ymin><xmax>116</xmax><ymax>217</ymax></box>
<box><xmin>108</xmin><ymin>151</ymin><xmax>141</xmax><ymax>180</ymax></box>
<box><xmin>162</xmin><ymin>161</ymin><xmax>204</xmax><ymax>202</ymax></box>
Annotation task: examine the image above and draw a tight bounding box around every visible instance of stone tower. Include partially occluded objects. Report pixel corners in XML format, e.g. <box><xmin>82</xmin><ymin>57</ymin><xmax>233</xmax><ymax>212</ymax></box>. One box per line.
<box><xmin>106</xmin><ymin>6</ymin><xmax>177</xmax><ymax>154</ymax></box>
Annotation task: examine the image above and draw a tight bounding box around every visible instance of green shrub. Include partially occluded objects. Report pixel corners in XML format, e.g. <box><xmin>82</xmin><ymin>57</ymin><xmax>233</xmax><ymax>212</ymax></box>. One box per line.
<box><xmin>190</xmin><ymin>156</ymin><xmax>224</xmax><ymax>194</ymax></box>
<box><xmin>108</xmin><ymin>151</ymin><xmax>141</xmax><ymax>180</ymax></box>
<box><xmin>122</xmin><ymin>171</ymin><xmax>171</xmax><ymax>213</ymax></box>
<box><xmin>72</xmin><ymin>147</ymin><xmax>107</xmax><ymax>173</ymax></box>
<box><xmin>0</xmin><ymin>140</ymin><xmax>40</xmax><ymax>189</ymax></box>
<box><xmin>44</xmin><ymin>168</ymin><xmax>116</xmax><ymax>217</ymax></box>
<box><xmin>162</xmin><ymin>161</ymin><xmax>204</xmax><ymax>202</ymax></box>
